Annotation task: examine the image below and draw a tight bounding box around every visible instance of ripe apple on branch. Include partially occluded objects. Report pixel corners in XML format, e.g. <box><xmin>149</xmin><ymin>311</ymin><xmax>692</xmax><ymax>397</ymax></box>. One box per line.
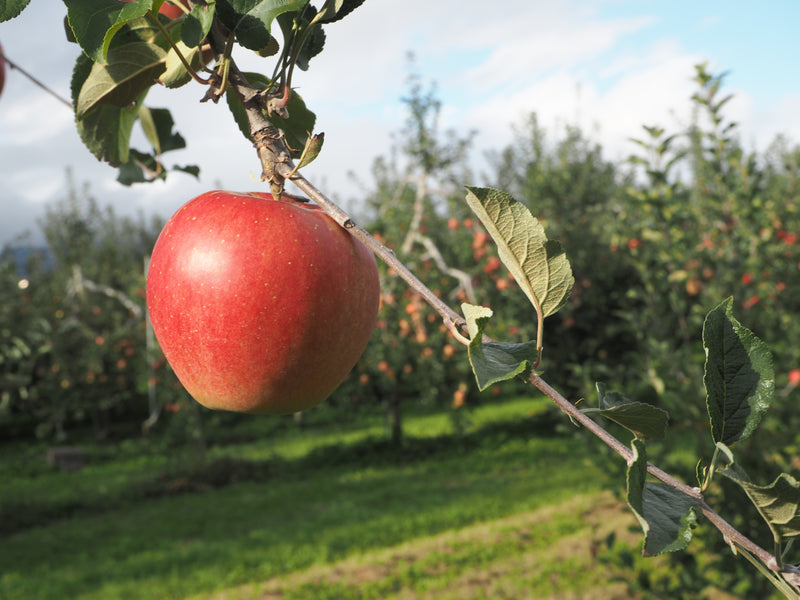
<box><xmin>147</xmin><ymin>191</ymin><xmax>380</xmax><ymax>414</ymax></box>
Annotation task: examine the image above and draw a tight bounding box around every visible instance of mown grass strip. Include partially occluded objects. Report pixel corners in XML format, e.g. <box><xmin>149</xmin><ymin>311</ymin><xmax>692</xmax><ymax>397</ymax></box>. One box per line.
<box><xmin>196</xmin><ymin>491</ymin><xmax>646</xmax><ymax>600</ymax></box>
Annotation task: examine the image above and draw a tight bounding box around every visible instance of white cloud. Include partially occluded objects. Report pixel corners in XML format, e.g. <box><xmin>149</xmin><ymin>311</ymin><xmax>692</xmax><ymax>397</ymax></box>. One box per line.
<box><xmin>742</xmin><ymin>93</ymin><xmax>800</xmax><ymax>152</ymax></box>
<box><xmin>454</xmin><ymin>16</ymin><xmax>655</xmax><ymax>94</ymax></box>
<box><xmin>0</xmin><ymin>94</ymin><xmax>74</xmax><ymax>145</ymax></box>
<box><xmin>7</xmin><ymin>167</ymin><xmax>64</xmax><ymax>204</ymax></box>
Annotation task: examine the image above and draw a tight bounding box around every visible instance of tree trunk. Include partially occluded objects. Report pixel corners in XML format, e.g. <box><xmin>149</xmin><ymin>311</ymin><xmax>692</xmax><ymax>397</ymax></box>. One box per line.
<box><xmin>385</xmin><ymin>387</ymin><xmax>403</xmax><ymax>446</ymax></box>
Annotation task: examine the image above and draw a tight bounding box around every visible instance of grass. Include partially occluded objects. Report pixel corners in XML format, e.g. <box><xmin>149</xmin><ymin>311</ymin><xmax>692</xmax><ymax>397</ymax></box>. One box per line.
<box><xmin>0</xmin><ymin>396</ymin><xmax>560</xmax><ymax>536</ymax></box>
<box><xmin>195</xmin><ymin>490</ymin><xmax>642</xmax><ymax>600</ymax></box>
<box><xmin>0</xmin><ymin>396</ymin><xmax>747</xmax><ymax>599</ymax></box>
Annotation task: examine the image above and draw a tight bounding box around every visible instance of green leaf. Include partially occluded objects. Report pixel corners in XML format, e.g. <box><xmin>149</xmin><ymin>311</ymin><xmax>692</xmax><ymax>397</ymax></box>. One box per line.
<box><xmin>172</xmin><ymin>164</ymin><xmax>200</xmax><ymax>178</ymax></box>
<box><xmin>627</xmin><ymin>438</ymin><xmax>698</xmax><ymax>556</ymax></box>
<box><xmin>78</xmin><ymin>105</ymin><xmax>140</xmax><ymax>166</ymax></box>
<box><xmin>116</xmin><ymin>149</ymin><xmax>199</xmax><ymax>185</ymax></box>
<box><xmin>294</xmin><ymin>132</ymin><xmax>325</xmax><ymax>170</ymax></box>
<box><xmin>703</xmin><ymin>297</ymin><xmax>775</xmax><ymax>446</ymax></box>
<box><xmin>719</xmin><ymin>459</ymin><xmax>800</xmax><ymax>542</ymax></box>
<box><xmin>117</xmin><ymin>107</ymin><xmax>190</xmax><ymax>184</ymax></box>
<box><xmin>592</xmin><ymin>382</ymin><xmax>669</xmax><ymax>441</ymax></box>
<box><xmin>295</xmin><ymin>23</ymin><xmax>325</xmax><ymax>71</ymax></box>
<box><xmin>63</xmin><ymin>0</ymin><xmax>158</xmax><ymax>64</ymax></box>
<box><xmin>276</xmin><ymin>8</ymin><xmax>326</xmax><ymax>71</ymax></box>
<box><xmin>137</xmin><ymin>107</ymin><xmax>185</xmax><ymax>155</ymax></box>
<box><xmin>109</xmin><ymin>15</ymin><xmax>165</xmax><ymax>50</ymax></box>
<box><xmin>0</xmin><ymin>0</ymin><xmax>31</xmax><ymax>22</ymax></box>
<box><xmin>71</xmin><ymin>53</ymin><xmax>140</xmax><ymax>166</ymax></box>
<box><xmin>464</xmin><ymin>187</ymin><xmax>574</xmax><ymax>319</ymax></box>
<box><xmin>319</xmin><ymin>0</ymin><xmax>366</xmax><ymax>23</ymax></box>
<box><xmin>461</xmin><ymin>303</ymin><xmax>539</xmax><ymax>391</ymax></box>
<box><xmin>182</xmin><ymin>2</ymin><xmax>216</xmax><ymax>48</ymax></box>
<box><xmin>76</xmin><ymin>42</ymin><xmax>167</xmax><ymax>117</ymax></box>
<box><xmin>117</xmin><ymin>149</ymin><xmax>163</xmax><ymax>185</ymax></box>
<box><xmin>159</xmin><ymin>38</ymin><xmax>206</xmax><ymax>88</ymax></box>
<box><xmin>224</xmin><ymin>72</ymin><xmax>316</xmax><ymax>155</ymax></box>
<box><xmin>267</xmin><ymin>88</ymin><xmax>316</xmax><ymax>153</ymax></box>
<box><xmin>216</xmin><ymin>0</ymin><xmax>308</xmax><ymax>52</ymax></box>
<box><xmin>70</xmin><ymin>51</ymin><xmax>94</xmax><ymax>108</ymax></box>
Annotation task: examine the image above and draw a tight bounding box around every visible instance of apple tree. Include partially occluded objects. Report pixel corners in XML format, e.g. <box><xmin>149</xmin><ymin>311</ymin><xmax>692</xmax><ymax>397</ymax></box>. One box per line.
<box><xmin>2</xmin><ymin>1</ymin><xmax>800</xmax><ymax>596</ymax></box>
<box><xmin>0</xmin><ymin>174</ymin><xmax>168</xmax><ymax>439</ymax></box>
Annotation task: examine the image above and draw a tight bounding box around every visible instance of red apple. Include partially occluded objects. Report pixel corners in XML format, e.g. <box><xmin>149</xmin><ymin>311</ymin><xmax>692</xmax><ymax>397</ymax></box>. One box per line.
<box><xmin>146</xmin><ymin>191</ymin><xmax>380</xmax><ymax>414</ymax></box>
<box><xmin>789</xmin><ymin>369</ymin><xmax>800</xmax><ymax>387</ymax></box>
<box><xmin>122</xmin><ymin>0</ymin><xmax>187</xmax><ymax>19</ymax></box>
<box><xmin>157</xmin><ymin>1</ymin><xmax>186</xmax><ymax>19</ymax></box>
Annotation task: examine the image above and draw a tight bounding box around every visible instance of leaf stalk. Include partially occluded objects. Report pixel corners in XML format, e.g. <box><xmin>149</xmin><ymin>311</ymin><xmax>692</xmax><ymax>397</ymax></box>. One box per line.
<box><xmin>146</xmin><ymin>10</ymin><xmax>211</xmax><ymax>85</ymax></box>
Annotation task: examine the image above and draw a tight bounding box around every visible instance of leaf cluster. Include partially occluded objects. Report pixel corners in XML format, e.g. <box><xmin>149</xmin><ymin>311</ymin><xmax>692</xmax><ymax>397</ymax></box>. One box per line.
<box><xmin>1</xmin><ymin>0</ymin><xmax>366</xmax><ymax>183</ymax></box>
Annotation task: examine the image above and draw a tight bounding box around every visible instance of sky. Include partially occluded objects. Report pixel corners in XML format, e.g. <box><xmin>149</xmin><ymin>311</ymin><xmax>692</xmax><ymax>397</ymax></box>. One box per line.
<box><xmin>1</xmin><ymin>0</ymin><xmax>798</xmax><ymax>246</ymax></box>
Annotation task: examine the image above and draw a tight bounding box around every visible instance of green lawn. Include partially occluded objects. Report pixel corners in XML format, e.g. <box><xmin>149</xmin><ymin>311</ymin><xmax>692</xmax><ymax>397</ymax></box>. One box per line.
<box><xmin>0</xmin><ymin>396</ymin><xmax>740</xmax><ymax>599</ymax></box>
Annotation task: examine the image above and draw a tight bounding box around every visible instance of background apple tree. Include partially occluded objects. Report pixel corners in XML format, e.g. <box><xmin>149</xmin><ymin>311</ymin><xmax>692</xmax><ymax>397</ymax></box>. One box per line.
<box><xmin>2</xmin><ymin>1</ymin><xmax>800</xmax><ymax>597</ymax></box>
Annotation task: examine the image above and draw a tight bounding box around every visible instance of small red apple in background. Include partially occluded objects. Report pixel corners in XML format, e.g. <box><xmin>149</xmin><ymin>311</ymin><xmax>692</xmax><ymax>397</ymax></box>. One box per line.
<box><xmin>157</xmin><ymin>1</ymin><xmax>186</xmax><ymax>19</ymax></box>
<box><xmin>122</xmin><ymin>0</ymin><xmax>187</xmax><ymax>19</ymax></box>
<box><xmin>146</xmin><ymin>191</ymin><xmax>380</xmax><ymax>414</ymax></box>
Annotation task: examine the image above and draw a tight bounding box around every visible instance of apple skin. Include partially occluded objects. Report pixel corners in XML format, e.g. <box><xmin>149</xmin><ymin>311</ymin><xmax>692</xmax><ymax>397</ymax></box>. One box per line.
<box><xmin>146</xmin><ymin>191</ymin><xmax>380</xmax><ymax>414</ymax></box>
<box><xmin>157</xmin><ymin>1</ymin><xmax>185</xmax><ymax>19</ymax></box>
<box><xmin>122</xmin><ymin>0</ymin><xmax>186</xmax><ymax>19</ymax></box>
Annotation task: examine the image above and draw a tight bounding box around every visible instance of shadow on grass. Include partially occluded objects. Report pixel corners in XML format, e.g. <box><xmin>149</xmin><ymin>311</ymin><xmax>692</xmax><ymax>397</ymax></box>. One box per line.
<box><xmin>2</xmin><ymin>408</ymin><xmax>568</xmax><ymax>537</ymax></box>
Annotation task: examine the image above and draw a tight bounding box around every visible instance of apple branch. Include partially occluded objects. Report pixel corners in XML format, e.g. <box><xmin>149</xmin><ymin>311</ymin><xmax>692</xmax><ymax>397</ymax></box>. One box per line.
<box><xmin>285</xmin><ymin>155</ymin><xmax>794</xmax><ymax>587</ymax></box>
<box><xmin>227</xmin><ymin>69</ymin><xmax>293</xmax><ymax>197</ymax></box>
<box><xmin>221</xmin><ymin>32</ymin><xmax>794</xmax><ymax>590</ymax></box>
<box><xmin>278</xmin><ymin>156</ymin><xmax>795</xmax><ymax>588</ymax></box>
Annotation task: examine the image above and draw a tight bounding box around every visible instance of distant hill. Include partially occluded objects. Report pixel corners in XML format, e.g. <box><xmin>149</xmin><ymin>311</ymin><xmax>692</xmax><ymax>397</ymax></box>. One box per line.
<box><xmin>1</xmin><ymin>246</ymin><xmax>55</xmax><ymax>277</ymax></box>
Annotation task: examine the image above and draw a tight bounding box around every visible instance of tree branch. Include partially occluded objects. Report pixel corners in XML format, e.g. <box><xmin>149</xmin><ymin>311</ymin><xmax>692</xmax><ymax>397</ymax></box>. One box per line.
<box><xmin>397</xmin><ymin>173</ymin><xmax>477</xmax><ymax>304</ymax></box>
<box><xmin>409</xmin><ymin>231</ymin><xmax>478</xmax><ymax>304</ymax></box>
<box><xmin>221</xmin><ymin>28</ymin><xmax>795</xmax><ymax>591</ymax></box>
<box><xmin>216</xmin><ymin>19</ymin><xmax>467</xmax><ymax>341</ymax></box>
<box><xmin>280</xmin><ymin>158</ymin><xmax>792</xmax><ymax>588</ymax></box>
<box><xmin>68</xmin><ymin>265</ymin><xmax>143</xmax><ymax>323</ymax></box>
<box><xmin>284</xmin><ymin>148</ymin><xmax>793</xmax><ymax>584</ymax></box>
